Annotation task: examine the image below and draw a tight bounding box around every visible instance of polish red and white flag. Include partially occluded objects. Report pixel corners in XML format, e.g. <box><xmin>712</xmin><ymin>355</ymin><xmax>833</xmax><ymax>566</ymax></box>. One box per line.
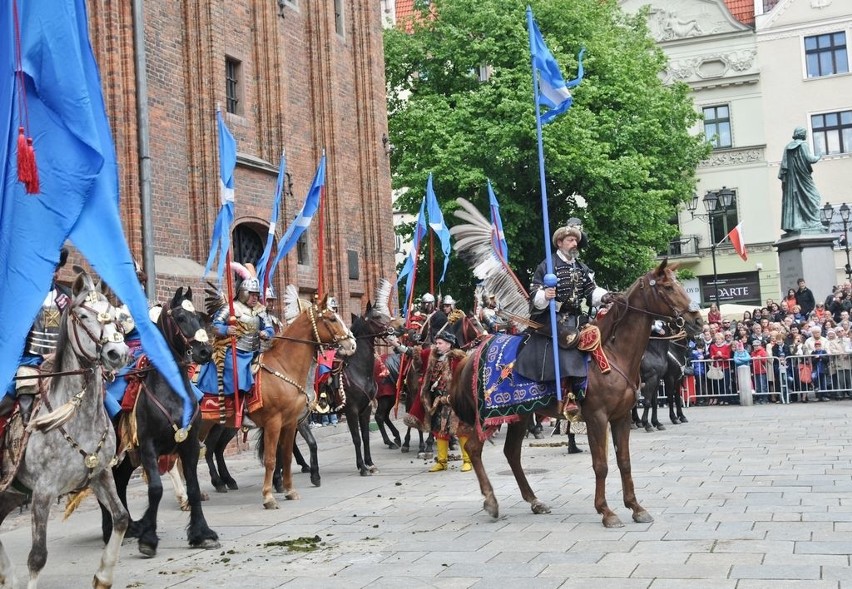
<box><xmin>727</xmin><ymin>222</ymin><xmax>747</xmax><ymax>261</ymax></box>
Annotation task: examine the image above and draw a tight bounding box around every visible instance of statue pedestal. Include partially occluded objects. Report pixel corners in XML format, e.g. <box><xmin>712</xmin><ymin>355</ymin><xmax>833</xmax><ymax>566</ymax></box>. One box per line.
<box><xmin>773</xmin><ymin>232</ymin><xmax>837</xmax><ymax>299</ymax></box>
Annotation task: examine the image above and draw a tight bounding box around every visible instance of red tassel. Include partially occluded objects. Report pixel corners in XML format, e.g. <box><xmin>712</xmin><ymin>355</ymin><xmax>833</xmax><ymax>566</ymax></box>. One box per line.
<box><xmin>16</xmin><ymin>126</ymin><xmax>31</xmax><ymax>185</ymax></box>
<box><xmin>26</xmin><ymin>138</ymin><xmax>39</xmax><ymax>194</ymax></box>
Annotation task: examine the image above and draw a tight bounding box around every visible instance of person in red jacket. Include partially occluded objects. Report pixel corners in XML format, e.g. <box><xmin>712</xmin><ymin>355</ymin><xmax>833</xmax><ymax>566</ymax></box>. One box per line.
<box><xmin>374</xmin><ymin>352</ymin><xmax>402</xmax><ymax>449</ymax></box>
<box><xmin>751</xmin><ymin>339</ymin><xmax>769</xmax><ymax>404</ymax></box>
<box><xmin>708</xmin><ymin>332</ymin><xmax>733</xmax><ymax>405</ymax></box>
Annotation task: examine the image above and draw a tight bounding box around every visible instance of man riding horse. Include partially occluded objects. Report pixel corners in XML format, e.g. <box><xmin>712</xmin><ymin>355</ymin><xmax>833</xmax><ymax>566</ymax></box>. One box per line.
<box><xmin>514</xmin><ymin>225</ymin><xmax>610</xmax><ymax>421</ymax></box>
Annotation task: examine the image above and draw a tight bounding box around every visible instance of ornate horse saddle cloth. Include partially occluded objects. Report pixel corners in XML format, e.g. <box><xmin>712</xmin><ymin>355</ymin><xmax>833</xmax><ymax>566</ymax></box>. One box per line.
<box><xmin>473</xmin><ymin>334</ymin><xmax>557</xmax><ymax>423</ymax></box>
<box><xmin>0</xmin><ymin>403</ymin><xmax>37</xmax><ymax>494</ymax></box>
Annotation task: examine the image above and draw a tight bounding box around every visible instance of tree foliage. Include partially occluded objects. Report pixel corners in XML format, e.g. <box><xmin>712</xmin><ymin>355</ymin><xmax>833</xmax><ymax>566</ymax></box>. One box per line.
<box><xmin>385</xmin><ymin>0</ymin><xmax>710</xmax><ymax>308</ymax></box>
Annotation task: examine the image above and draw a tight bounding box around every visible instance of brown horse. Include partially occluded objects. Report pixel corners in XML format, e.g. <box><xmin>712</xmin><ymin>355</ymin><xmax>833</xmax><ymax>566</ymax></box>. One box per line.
<box><xmin>450</xmin><ymin>260</ymin><xmax>702</xmax><ymax>527</ymax></box>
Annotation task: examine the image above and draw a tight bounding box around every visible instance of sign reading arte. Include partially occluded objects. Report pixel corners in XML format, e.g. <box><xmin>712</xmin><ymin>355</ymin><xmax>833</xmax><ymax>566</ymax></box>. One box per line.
<box><xmin>699</xmin><ymin>271</ymin><xmax>761</xmax><ymax>305</ymax></box>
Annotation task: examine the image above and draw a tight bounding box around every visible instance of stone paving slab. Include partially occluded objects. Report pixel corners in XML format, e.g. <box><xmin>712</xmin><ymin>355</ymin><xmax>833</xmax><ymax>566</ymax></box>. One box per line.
<box><xmin>2</xmin><ymin>402</ymin><xmax>852</xmax><ymax>588</ymax></box>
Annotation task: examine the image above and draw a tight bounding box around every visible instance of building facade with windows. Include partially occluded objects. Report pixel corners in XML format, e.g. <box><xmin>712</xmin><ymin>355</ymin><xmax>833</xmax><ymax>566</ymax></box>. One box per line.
<box><xmin>87</xmin><ymin>1</ymin><xmax>395</xmax><ymax>317</ymax></box>
<box><xmin>621</xmin><ymin>0</ymin><xmax>852</xmax><ymax>307</ymax></box>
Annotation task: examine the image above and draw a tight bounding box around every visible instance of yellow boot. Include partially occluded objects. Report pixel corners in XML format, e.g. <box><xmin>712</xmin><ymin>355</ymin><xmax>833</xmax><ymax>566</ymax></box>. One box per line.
<box><xmin>460</xmin><ymin>436</ymin><xmax>472</xmax><ymax>472</ymax></box>
<box><xmin>429</xmin><ymin>438</ymin><xmax>448</xmax><ymax>472</ymax></box>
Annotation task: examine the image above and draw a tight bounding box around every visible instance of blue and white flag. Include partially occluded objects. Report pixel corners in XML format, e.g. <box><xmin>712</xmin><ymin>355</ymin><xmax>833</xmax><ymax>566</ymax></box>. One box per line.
<box><xmin>397</xmin><ymin>196</ymin><xmax>427</xmax><ymax>318</ymax></box>
<box><xmin>256</xmin><ymin>151</ymin><xmax>286</xmax><ymax>289</ymax></box>
<box><xmin>487</xmin><ymin>179</ymin><xmax>509</xmax><ymax>262</ymax></box>
<box><xmin>266</xmin><ymin>154</ymin><xmax>326</xmax><ymax>283</ymax></box>
<box><xmin>425</xmin><ymin>173</ymin><xmax>451</xmax><ymax>283</ymax></box>
<box><xmin>202</xmin><ymin>110</ymin><xmax>237</xmax><ymax>282</ymax></box>
<box><xmin>0</xmin><ymin>0</ymin><xmax>194</xmax><ymax>426</ymax></box>
<box><xmin>528</xmin><ymin>9</ymin><xmax>584</xmax><ymax>124</ymax></box>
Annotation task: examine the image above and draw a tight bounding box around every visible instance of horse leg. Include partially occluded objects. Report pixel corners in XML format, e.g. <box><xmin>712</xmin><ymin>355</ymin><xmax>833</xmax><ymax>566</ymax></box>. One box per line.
<box><xmin>612</xmin><ymin>415</ymin><xmax>653</xmax><ymax>525</ymax></box>
<box><xmin>424</xmin><ymin>432</ymin><xmax>434</xmax><ymax>460</ymax></box>
<box><xmin>273</xmin><ymin>444</ymin><xmax>285</xmax><ymax>493</ymax></box>
<box><xmin>177</xmin><ymin>436</ymin><xmax>220</xmax><ymax>549</ymax></box>
<box><xmin>641</xmin><ymin>404</ymin><xmax>653</xmax><ymax>433</ymax></box>
<box><xmin>361</xmin><ymin>406</ymin><xmax>378</xmax><ymax>473</ymax></box>
<box><xmin>204</xmin><ymin>425</ymin><xmax>227</xmax><ymax>492</ymax></box>
<box><xmin>374</xmin><ymin>397</ymin><xmax>394</xmax><ymax>447</ymax></box>
<box><xmin>278</xmin><ymin>424</ymin><xmax>301</xmax><ymax>503</ymax></box>
<box><xmin>298</xmin><ymin>420</ymin><xmax>321</xmax><ymax>487</ymax></box>
<box><xmin>631</xmin><ymin>404</ymin><xmax>641</xmax><ymax>429</ymax></box>
<box><xmin>0</xmin><ymin>496</ymin><xmax>22</xmax><ymax>588</ymax></box>
<box><xmin>674</xmin><ymin>382</ymin><xmax>688</xmax><ymax>423</ymax></box>
<box><xmin>89</xmin><ymin>470</ymin><xmax>130</xmax><ymax>589</ymax></box>
<box><xmin>586</xmin><ymin>415</ymin><xmax>622</xmax><ymax>528</ymax></box>
<box><xmin>401</xmin><ymin>426</ymin><xmax>412</xmax><ymax>453</ymax></box>
<box><xmin>458</xmin><ymin>425</ymin><xmax>499</xmax><ymax>518</ymax></box>
<box><xmin>135</xmin><ymin>440</ymin><xmax>164</xmax><ymax>557</ymax></box>
<box><xmin>165</xmin><ymin>457</ymin><xmax>189</xmax><ymax>510</ymax></box>
<box><xmin>292</xmin><ymin>438</ymin><xmax>310</xmax><ymax>473</ymax></box>
<box><xmin>214</xmin><ymin>427</ymin><xmax>239</xmax><ymax>490</ymax></box>
<box><xmin>345</xmin><ymin>410</ymin><xmax>369</xmax><ymax>475</ymax></box>
<box><xmin>505</xmin><ymin>416</ymin><xmax>551</xmax><ymax>515</ymax></box>
<box><xmin>101</xmin><ymin>456</ymin><xmax>134</xmax><ymax>543</ymax></box>
<box><xmin>651</xmin><ymin>389</ymin><xmax>665</xmax><ymax>431</ymax></box>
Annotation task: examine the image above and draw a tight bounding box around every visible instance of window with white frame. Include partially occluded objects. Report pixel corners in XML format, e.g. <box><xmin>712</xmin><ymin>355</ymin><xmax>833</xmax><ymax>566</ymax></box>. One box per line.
<box><xmin>703</xmin><ymin>105</ymin><xmax>731</xmax><ymax>149</ymax></box>
<box><xmin>812</xmin><ymin>110</ymin><xmax>852</xmax><ymax>156</ymax></box>
<box><xmin>804</xmin><ymin>32</ymin><xmax>848</xmax><ymax>78</ymax></box>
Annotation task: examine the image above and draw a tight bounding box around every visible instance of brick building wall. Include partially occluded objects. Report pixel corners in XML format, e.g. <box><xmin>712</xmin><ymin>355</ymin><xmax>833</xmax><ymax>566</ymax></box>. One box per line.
<box><xmin>86</xmin><ymin>0</ymin><xmax>396</xmax><ymax>318</ymax></box>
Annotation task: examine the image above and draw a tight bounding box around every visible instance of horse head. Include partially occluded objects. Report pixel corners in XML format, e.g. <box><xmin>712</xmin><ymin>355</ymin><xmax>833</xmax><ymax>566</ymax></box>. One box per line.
<box><xmin>68</xmin><ymin>270</ymin><xmax>129</xmax><ymax>371</ymax></box>
<box><xmin>313</xmin><ymin>294</ymin><xmax>357</xmax><ymax>356</ymax></box>
<box><xmin>628</xmin><ymin>259</ymin><xmax>702</xmax><ymax>337</ymax></box>
<box><xmin>160</xmin><ymin>286</ymin><xmax>213</xmax><ymax>365</ymax></box>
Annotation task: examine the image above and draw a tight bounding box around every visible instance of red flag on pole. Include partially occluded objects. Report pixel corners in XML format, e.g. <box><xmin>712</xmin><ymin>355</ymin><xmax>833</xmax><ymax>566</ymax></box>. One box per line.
<box><xmin>727</xmin><ymin>222</ymin><xmax>747</xmax><ymax>261</ymax></box>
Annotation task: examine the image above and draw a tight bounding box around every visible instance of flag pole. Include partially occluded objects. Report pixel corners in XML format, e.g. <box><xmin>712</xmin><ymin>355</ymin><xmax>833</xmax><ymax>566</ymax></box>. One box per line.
<box><xmin>527</xmin><ymin>7</ymin><xmax>562</xmax><ymax>402</ymax></box>
<box><xmin>317</xmin><ymin>149</ymin><xmax>326</xmax><ymax>297</ymax></box>
<box><xmin>224</xmin><ymin>249</ymin><xmax>242</xmax><ymax>430</ymax></box>
<box><xmin>429</xmin><ymin>232</ymin><xmax>434</xmax><ymax>295</ymax></box>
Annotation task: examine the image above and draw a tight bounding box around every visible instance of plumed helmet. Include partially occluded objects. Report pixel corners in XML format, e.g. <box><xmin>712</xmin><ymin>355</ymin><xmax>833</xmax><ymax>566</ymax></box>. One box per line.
<box><xmin>265</xmin><ymin>286</ymin><xmax>276</xmax><ymax>300</ymax></box>
<box><xmin>442</xmin><ymin>295</ymin><xmax>456</xmax><ymax>306</ymax></box>
<box><xmin>239</xmin><ymin>277</ymin><xmax>261</xmax><ymax>294</ymax></box>
<box><xmin>421</xmin><ymin>293</ymin><xmax>435</xmax><ymax>303</ymax></box>
<box><xmin>327</xmin><ymin>296</ymin><xmax>339</xmax><ymax>311</ymax></box>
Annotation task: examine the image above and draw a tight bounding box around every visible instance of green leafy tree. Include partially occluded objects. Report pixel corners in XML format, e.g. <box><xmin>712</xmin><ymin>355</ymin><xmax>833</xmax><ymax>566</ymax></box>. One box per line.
<box><xmin>385</xmin><ymin>0</ymin><xmax>709</xmax><ymax>310</ymax></box>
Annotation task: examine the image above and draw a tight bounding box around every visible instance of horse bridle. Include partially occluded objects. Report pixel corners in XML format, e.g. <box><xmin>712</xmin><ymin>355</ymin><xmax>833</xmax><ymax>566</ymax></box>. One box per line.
<box><xmin>159</xmin><ymin>303</ymin><xmax>208</xmax><ymax>365</ymax></box>
<box><xmin>273</xmin><ymin>304</ymin><xmax>354</xmax><ymax>349</ymax></box>
<box><xmin>612</xmin><ymin>275</ymin><xmax>699</xmax><ymax>335</ymax></box>
<box><xmin>68</xmin><ymin>292</ymin><xmax>123</xmax><ymax>366</ymax></box>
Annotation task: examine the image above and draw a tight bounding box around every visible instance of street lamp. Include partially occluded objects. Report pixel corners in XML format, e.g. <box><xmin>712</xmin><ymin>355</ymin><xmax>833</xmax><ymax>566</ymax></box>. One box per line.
<box><xmin>821</xmin><ymin>202</ymin><xmax>852</xmax><ymax>281</ymax></box>
<box><xmin>687</xmin><ymin>187</ymin><xmax>735</xmax><ymax>307</ymax></box>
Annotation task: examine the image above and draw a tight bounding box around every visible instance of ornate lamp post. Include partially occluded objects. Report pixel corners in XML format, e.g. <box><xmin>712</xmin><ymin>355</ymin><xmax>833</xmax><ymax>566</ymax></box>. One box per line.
<box><xmin>688</xmin><ymin>187</ymin><xmax>735</xmax><ymax>307</ymax></box>
<box><xmin>821</xmin><ymin>202</ymin><xmax>852</xmax><ymax>281</ymax></box>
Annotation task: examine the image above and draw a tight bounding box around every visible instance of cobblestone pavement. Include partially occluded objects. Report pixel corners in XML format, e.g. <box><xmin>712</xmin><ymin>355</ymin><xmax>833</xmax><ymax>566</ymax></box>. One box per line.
<box><xmin>2</xmin><ymin>402</ymin><xmax>852</xmax><ymax>588</ymax></box>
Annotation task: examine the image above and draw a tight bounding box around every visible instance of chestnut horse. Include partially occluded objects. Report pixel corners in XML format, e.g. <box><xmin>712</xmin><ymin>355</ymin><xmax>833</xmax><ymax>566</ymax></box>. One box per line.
<box><xmin>450</xmin><ymin>261</ymin><xmax>702</xmax><ymax>527</ymax></box>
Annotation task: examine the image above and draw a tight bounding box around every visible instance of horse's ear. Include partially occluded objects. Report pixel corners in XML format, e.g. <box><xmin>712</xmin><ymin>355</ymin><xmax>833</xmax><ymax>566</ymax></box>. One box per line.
<box><xmin>318</xmin><ymin>293</ymin><xmax>329</xmax><ymax>309</ymax></box>
<box><xmin>366</xmin><ymin>301</ymin><xmax>373</xmax><ymax>314</ymax></box>
<box><xmin>173</xmin><ymin>287</ymin><xmax>184</xmax><ymax>307</ymax></box>
<box><xmin>351</xmin><ymin>313</ymin><xmax>358</xmax><ymax>323</ymax></box>
<box><xmin>657</xmin><ymin>258</ymin><xmax>669</xmax><ymax>275</ymax></box>
<box><xmin>185</xmin><ymin>286</ymin><xmax>193</xmax><ymax>301</ymax></box>
<box><xmin>72</xmin><ymin>270</ymin><xmax>95</xmax><ymax>298</ymax></box>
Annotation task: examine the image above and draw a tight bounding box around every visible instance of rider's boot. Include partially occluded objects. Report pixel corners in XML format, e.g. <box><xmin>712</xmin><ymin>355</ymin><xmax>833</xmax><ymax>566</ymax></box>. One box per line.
<box><xmin>429</xmin><ymin>437</ymin><xmax>448</xmax><ymax>472</ymax></box>
<box><xmin>567</xmin><ymin>432</ymin><xmax>583</xmax><ymax>454</ymax></box>
<box><xmin>459</xmin><ymin>436</ymin><xmax>472</xmax><ymax>472</ymax></box>
<box><xmin>18</xmin><ymin>386</ymin><xmax>36</xmax><ymax>427</ymax></box>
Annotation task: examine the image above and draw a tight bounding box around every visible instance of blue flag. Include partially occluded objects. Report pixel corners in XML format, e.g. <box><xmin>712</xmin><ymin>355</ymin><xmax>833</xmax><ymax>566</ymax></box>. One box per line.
<box><xmin>0</xmin><ymin>0</ymin><xmax>194</xmax><ymax>426</ymax></box>
<box><xmin>487</xmin><ymin>179</ymin><xmax>509</xmax><ymax>262</ymax></box>
<box><xmin>265</xmin><ymin>154</ymin><xmax>326</xmax><ymax>283</ymax></box>
<box><xmin>425</xmin><ymin>173</ymin><xmax>452</xmax><ymax>283</ymax></box>
<box><xmin>202</xmin><ymin>110</ymin><xmax>237</xmax><ymax>282</ymax></box>
<box><xmin>397</xmin><ymin>196</ymin><xmax>428</xmax><ymax>318</ymax></box>
<box><xmin>256</xmin><ymin>151</ymin><xmax>286</xmax><ymax>290</ymax></box>
<box><xmin>528</xmin><ymin>9</ymin><xmax>584</xmax><ymax>124</ymax></box>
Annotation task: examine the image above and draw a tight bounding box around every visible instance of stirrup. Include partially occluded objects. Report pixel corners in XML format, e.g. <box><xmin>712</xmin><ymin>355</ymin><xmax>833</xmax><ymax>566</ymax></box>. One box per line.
<box><xmin>560</xmin><ymin>394</ymin><xmax>582</xmax><ymax>423</ymax></box>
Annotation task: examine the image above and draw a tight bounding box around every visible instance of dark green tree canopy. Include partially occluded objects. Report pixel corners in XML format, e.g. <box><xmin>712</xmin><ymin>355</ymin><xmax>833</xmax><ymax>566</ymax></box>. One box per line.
<box><xmin>385</xmin><ymin>0</ymin><xmax>709</xmax><ymax>307</ymax></box>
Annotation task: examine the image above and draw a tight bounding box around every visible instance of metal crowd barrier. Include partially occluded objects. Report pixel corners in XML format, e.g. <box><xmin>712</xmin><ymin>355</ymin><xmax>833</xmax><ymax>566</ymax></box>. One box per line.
<box><xmin>643</xmin><ymin>354</ymin><xmax>852</xmax><ymax>407</ymax></box>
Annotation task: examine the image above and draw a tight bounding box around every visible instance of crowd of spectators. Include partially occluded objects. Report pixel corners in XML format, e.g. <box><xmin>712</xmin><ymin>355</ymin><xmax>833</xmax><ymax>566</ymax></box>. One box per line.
<box><xmin>689</xmin><ymin>278</ymin><xmax>852</xmax><ymax>405</ymax></box>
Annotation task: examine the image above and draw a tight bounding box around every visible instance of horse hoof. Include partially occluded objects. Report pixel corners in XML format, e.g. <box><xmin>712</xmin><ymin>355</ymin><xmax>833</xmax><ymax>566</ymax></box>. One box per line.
<box><xmin>180</xmin><ymin>501</ymin><xmax>191</xmax><ymax>512</ymax></box>
<box><xmin>263</xmin><ymin>498</ymin><xmax>280</xmax><ymax>510</ymax></box>
<box><xmin>300</xmin><ymin>465</ymin><xmax>311</xmax><ymax>473</ymax></box>
<box><xmin>93</xmin><ymin>576</ymin><xmax>112</xmax><ymax>589</ymax></box>
<box><xmin>138</xmin><ymin>542</ymin><xmax>157</xmax><ymax>558</ymax></box>
<box><xmin>530</xmin><ymin>500</ymin><xmax>551</xmax><ymax>515</ymax></box>
<box><xmin>643</xmin><ymin>425</ymin><xmax>654</xmax><ymax>433</ymax></box>
<box><xmin>655</xmin><ymin>424</ymin><xmax>666</xmax><ymax>431</ymax></box>
<box><xmin>369</xmin><ymin>465</ymin><xmax>379</xmax><ymax>473</ymax></box>
<box><xmin>214</xmin><ymin>485</ymin><xmax>228</xmax><ymax>494</ymax></box>
<box><xmin>386</xmin><ymin>441</ymin><xmax>400</xmax><ymax>449</ymax></box>
<box><xmin>194</xmin><ymin>538</ymin><xmax>221</xmax><ymax>550</ymax></box>
<box><xmin>200</xmin><ymin>491</ymin><xmax>209</xmax><ymax>501</ymax></box>
<box><xmin>633</xmin><ymin>510</ymin><xmax>654</xmax><ymax>524</ymax></box>
<box><xmin>360</xmin><ymin>468</ymin><xmax>371</xmax><ymax>477</ymax></box>
<box><xmin>401</xmin><ymin>445</ymin><xmax>410</xmax><ymax>453</ymax></box>
<box><xmin>310</xmin><ymin>476</ymin><xmax>321</xmax><ymax>487</ymax></box>
<box><xmin>679</xmin><ymin>416</ymin><xmax>688</xmax><ymax>424</ymax></box>
<box><xmin>285</xmin><ymin>490</ymin><xmax>300</xmax><ymax>500</ymax></box>
<box><xmin>226</xmin><ymin>481</ymin><xmax>239</xmax><ymax>491</ymax></box>
<box><xmin>484</xmin><ymin>498</ymin><xmax>499</xmax><ymax>519</ymax></box>
<box><xmin>602</xmin><ymin>514</ymin><xmax>624</xmax><ymax>528</ymax></box>
<box><xmin>416</xmin><ymin>452</ymin><xmax>425</xmax><ymax>459</ymax></box>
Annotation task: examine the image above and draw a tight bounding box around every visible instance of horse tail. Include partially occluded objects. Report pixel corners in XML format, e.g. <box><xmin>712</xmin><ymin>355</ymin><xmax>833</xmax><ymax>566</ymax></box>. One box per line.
<box><xmin>255</xmin><ymin>428</ymin><xmax>267</xmax><ymax>465</ymax></box>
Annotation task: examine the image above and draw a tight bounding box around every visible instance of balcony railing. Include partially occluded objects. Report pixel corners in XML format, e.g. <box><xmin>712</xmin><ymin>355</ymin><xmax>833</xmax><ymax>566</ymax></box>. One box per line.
<box><xmin>659</xmin><ymin>235</ymin><xmax>700</xmax><ymax>258</ymax></box>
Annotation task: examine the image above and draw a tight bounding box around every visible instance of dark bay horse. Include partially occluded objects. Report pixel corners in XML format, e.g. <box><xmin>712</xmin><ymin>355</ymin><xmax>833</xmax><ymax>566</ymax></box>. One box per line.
<box><xmin>450</xmin><ymin>260</ymin><xmax>702</xmax><ymax>527</ymax></box>
<box><xmin>0</xmin><ymin>271</ymin><xmax>130</xmax><ymax>588</ymax></box>
<box><xmin>634</xmin><ymin>328</ymin><xmax>690</xmax><ymax>431</ymax></box>
<box><xmin>100</xmin><ymin>287</ymin><xmax>219</xmax><ymax>557</ymax></box>
<box><xmin>339</xmin><ymin>302</ymin><xmax>394</xmax><ymax>476</ymax></box>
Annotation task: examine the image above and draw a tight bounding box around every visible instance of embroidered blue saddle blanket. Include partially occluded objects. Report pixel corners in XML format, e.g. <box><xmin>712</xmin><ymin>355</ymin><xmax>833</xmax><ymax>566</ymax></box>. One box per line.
<box><xmin>478</xmin><ymin>334</ymin><xmax>556</xmax><ymax>420</ymax></box>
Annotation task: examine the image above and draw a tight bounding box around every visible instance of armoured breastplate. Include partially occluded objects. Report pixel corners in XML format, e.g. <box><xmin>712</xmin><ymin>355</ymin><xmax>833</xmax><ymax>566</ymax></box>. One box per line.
<box><xmin>260</xmin><ymin>315</ymin><xmax>282</xmax><ymax>353</ymax></box>
<box><xmin>26</xmin><ymin>290</ymin><xmax>63</xmax><ymax>356</ymax></box>
<box><xmin>555</xmin><ymin>260</ymin><xmax>586</xmax><ymax>310</ymax></box>
<box><xmin>234</xmin><ymin>301</ymin><xmax>262</xmax><ymax>352</ymax></box>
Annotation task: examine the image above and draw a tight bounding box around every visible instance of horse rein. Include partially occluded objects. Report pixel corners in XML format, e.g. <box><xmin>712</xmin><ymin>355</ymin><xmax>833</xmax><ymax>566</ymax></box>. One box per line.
<box><xmin>68</xmin><ymin>294</ymin><xmax>123</xmax><ymax>366</ymax></box>
<box><xmin>159</xmin><ymin>304</ymin><xmax>208</xmax><ymax>365</ymax></box>
<box><xmin>611</xmin><ymin>275</ymin><xmax>698</xmax><ymax>336</ymax></box>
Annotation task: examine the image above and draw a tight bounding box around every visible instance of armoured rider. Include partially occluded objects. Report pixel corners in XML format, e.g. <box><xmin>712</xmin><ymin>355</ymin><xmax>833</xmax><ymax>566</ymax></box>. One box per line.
<box><xmin>197</xmin><ymin>275</ymin><xmax>273</xmax><ymax>405</ymax></box>
<box><xmin>1</xmin><ymin>247</ymin><xmax>72</xmax><ymax>425</ymax></box>
<box><xmin>514</xmin><ymin>225</ymin><xmax>609</xmax><ymax>420</ymax></box>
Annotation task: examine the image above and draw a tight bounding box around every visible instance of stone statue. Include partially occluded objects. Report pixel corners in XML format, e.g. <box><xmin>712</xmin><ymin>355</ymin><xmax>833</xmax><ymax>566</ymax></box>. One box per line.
<box><xmin>779</xmin><ymin>126</ymin><xmax>824</xmax><ymax>234</ymax></box>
